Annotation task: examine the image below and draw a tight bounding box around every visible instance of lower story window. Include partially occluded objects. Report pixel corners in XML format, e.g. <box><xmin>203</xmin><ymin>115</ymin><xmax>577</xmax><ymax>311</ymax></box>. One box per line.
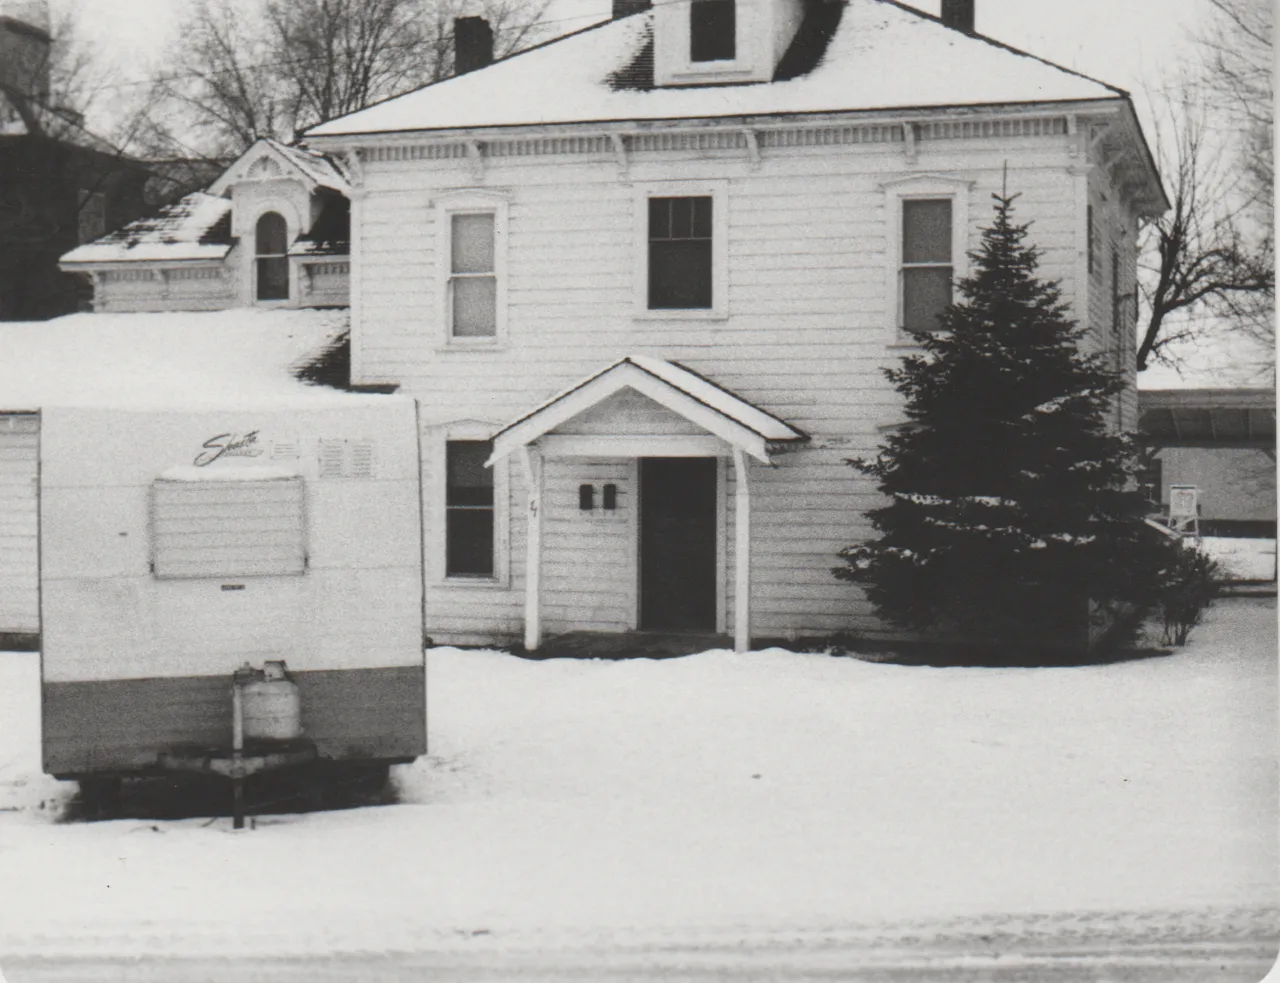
<box><xmin>446</xmin><ymin>440</ymin><xmax>495</xmax><ymax>577</ymax></box>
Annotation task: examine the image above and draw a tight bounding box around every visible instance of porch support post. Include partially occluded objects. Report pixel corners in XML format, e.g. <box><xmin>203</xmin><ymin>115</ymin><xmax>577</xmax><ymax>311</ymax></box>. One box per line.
<box><xmin>519</xmin><ymin>444</ymin><xmax>543</xmax><ymax>651</ymax></box>
<box><xmin>732</xmin><ymin>448</ymin><xmax>751</xmax><ymax>653</ymax></box>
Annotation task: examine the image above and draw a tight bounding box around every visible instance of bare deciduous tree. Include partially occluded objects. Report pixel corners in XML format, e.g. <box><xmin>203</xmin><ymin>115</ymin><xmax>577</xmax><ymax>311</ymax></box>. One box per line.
<box><xmin>149</xmin><ymin>0</ymin><xmax>551</xmax><ymax>158</ymax></box>
<box><xmin>1136</xmin><ymin>94</ymin><xmax>1274</xmax><ymax>370</ymax></box>
<box><xmin>1135</xmin><ymin>0</ymin><xmax>1274</xmax><ymax>375</ymax></box>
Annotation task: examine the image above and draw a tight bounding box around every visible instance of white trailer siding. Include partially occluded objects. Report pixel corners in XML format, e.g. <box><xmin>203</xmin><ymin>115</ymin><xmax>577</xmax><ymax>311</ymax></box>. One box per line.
<box><xmin>0</xmin><ymin>414</ymin><xmax>38</xmax><ymax>636</ymax></box>
<box><xmin>39</xmin><ymin>400</ymin><xmax>426</xmax><ymax>775</ymax></box>
<box><xmin>40</xmin><ymin>402</ymin><xmax>422</xmax><ymax>683</ymax></box>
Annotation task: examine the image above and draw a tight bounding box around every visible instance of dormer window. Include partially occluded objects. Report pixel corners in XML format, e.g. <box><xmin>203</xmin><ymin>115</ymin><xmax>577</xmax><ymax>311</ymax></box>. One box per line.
<box><xmin>690</xmin><ymin>0</ymin><xmax>736</xmax><ymax>62</ymax></box>
<box><xmin>255</xmin><ymin>211</ymin><xmax>290</xmax><ymax>301</ymax></box>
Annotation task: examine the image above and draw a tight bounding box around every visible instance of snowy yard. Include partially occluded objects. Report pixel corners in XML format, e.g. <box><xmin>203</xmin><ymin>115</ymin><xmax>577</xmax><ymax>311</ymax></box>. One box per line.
<box><xmin>0</xmin><ymin>599</ymin><xmax>1276</xmax><ymax>961</ymax></box>
<box><xmin>1202</xmin><ymin>537</ymin><xmax>1278</xmax><ymax>583</ymax></box>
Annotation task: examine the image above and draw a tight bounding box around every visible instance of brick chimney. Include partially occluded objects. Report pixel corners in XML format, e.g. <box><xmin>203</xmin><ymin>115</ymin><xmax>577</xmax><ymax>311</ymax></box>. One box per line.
<box><xmin>940</xmin><ymin>0</ymin><xmax>975</xmax><ymax>34</ymax></box>
<box><xmin>612</xmin><ymin>0</ymin><xmax>650</xmax><ymax>19</ymax></box>
<box><xmin>454</xmin><ymin>16</ymin><xmax>494</xmax><ymax>76</ymax></box>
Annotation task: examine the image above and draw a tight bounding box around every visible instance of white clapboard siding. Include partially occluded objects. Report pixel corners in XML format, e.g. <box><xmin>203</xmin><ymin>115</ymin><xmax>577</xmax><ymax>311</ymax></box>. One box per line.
<box><xmin>352</xmin><ymin>122</ymin><xmax>1130</xmax><ymax>642</ymax></box>
<box><xmin>151</xmin><ymin>478</ymin><xmax>306</xmax><ymax>579</ymax></box>
<box><xmin>0</xmin><ymin>418</ymin><xmax>39</xmax><ymax>634</ymax></box>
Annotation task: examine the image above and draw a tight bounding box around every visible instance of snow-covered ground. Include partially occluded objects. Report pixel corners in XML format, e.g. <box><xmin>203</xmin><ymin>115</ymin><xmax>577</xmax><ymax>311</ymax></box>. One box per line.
<box><xmin>0</xmin><ymin>600</ymin><xmax>1275</xmax><ymax>961</ymax></box>
<box><xmin>1202</xmin><ymin>537</ymin><xmax>1278</xmax><ymax>583</ymax></box>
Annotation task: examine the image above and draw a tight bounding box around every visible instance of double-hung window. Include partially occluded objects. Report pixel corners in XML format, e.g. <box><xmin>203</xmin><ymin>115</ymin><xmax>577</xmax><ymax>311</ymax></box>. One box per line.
<box><xmin>635</xmin><ymin>182</ymin><xmax>726</xmax><ymax>318</ymax></box>
<box><xmin>255</xmin><ymin>211</ymin><xmax>290</xmax><ymax>302</ymax></box>
<box><xmin>648</xmin><ymin>196</ymin><xmax>713</xmax><ymax>310</ymax></box>
<box><xmin>445</xmin><ymin>440</ymin><xmax>495</xmax><ymax>577</ymax></box>
<box><xmin>645</xmin><ymin>194</ymin><xmax>716</xmax><ymax>309</ymax></box>
<box><xmin>900</xmin><ymin>198</ymin><xmax>954</xmax><ymax>334</ymax></box>
<box><xmin>436</xmin><ymin>190</ymin><xmax>509</xmax><ymax>345</ymax></box>
<box><xmin>449</xmin><ymin>213</ymin><xmax>497</xmax><ymax>338</ymax></box>
<box><xmin>690</xmin><ymin>0</ymin><xmax>735</xmax><ymax>62</ymax></box>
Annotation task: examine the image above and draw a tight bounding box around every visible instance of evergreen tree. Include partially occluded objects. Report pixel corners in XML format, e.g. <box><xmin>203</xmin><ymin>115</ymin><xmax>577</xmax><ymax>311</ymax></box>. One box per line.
<box><xmin>837</xmin><ymin>193</ymin><xmax>1172</xmax><ymax>651</ymax></box>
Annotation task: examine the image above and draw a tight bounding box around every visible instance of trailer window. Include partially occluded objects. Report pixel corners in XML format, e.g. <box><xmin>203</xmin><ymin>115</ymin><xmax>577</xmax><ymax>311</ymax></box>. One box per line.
<box><xmin>151</xmin><ymin>476</ymin><xmax>306</xmax><ymax>579</ymax></box>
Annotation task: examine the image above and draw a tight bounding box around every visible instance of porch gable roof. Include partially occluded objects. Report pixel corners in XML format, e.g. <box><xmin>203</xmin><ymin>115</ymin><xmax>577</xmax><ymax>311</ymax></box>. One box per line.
<box><xmin>488</xmin><ymin>356</ymin><xmax>808</xmax><ymax>465</ymax></box>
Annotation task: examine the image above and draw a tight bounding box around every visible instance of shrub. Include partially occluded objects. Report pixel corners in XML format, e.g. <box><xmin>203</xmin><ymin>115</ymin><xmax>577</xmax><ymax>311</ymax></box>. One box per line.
<box><xmin>1156</xmin><ymin>543</ymin><xmax>1221</xmax><ymax>646</ymax></box>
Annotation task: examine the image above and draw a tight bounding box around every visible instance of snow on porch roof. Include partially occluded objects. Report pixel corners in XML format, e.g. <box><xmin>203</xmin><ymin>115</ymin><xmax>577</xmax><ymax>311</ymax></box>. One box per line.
<box><xmin>0</xmin><ymin>308</ymin><xmax>375</xmax><ymax>410</ymax></box>
<box><xmin>488</xmin><ymin>356</ymin><xmax>808</xmax><ymax>465</ymax></box>
<box><xmin>307</xmin><ymin>0</ymin><xmax>1125</xmax><ymax>138</ymax></box>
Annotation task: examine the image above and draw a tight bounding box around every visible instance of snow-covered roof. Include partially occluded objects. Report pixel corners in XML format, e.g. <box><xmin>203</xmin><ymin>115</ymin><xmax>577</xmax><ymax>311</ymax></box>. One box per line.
<box><xmin>308</xmin><ymin>0</ymin><xmax>1126</xmax><ymax>138</ymax></box>
<box><xmin>267</xmin><ymin>139</ymin><xmax>350</xmax><ymax>194</ymax></box>
<box><xmin>207</xmin><ymin>138</ymin><xmax>349</xmax><ymax>196</ymax></box>
<box><xmin>60</xmin><ymin>193</ymin><xmax>232</xmax><ymax>265</ymax></box>
<box><xmin>0</xmin><ymin>308</ymin><xmax>366</xmax><ymax>410</ymax></box>
<box><xmin>490</xmin><ymin>355</ymin><xmax>808</xmax><ymax>464</ymax></box>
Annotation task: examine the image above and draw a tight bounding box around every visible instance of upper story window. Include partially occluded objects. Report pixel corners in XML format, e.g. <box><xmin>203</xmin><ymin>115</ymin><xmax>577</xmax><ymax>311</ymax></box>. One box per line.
<box><xmin>445</xmin><ymin>439</ymin><xmax>495</xmax><ymax>577</ymax></box>
<box><xmin>255</xmin><ymin>211</ymin><xmax>290</xmax><ymax>301</ymax></box>
<box><xmin>901</xmin><ymin>198</ymin><xmax>953</xmax><ymax>334</ymax></box>
<box><xmin>649</xmin><ymin>196</ymin><xmax>713</xmax><ymax>310</ymax></box>
<box><xmin>690</xmin><ymin>0</ymin><xmax>736</xmax><ymax>62</ymax></box>
<box><xmin>450</xmin><ymin>213</ymin><xmax>497</xmax><ymax>337</ymax></box>
<box><xmin>435</xmin><ymin>190</ymin><xmax>509</xmax><ymax>346</ymax></box>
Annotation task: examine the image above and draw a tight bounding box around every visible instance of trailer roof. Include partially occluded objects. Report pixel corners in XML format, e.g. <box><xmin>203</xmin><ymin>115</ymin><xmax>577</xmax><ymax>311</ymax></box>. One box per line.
<box><xmin>0</xmin><ymin>308</ymin><xmax>390</xmax><ymax>410</ymax></box>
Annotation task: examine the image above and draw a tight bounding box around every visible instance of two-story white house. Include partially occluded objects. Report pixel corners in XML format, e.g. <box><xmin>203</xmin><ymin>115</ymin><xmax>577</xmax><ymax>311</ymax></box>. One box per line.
<box><xmin>40</xmin><ymin>0</ymin><xmax>1165</xmax><ymax>654</ymax></box>
<box><xmin>293</xmin><ymin>0</ymin><xmax>1164</xmax><ymax>652</ymax></box>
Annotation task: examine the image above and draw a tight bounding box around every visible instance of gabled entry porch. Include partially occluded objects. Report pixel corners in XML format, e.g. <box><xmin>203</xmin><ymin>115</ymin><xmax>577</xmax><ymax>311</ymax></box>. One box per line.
<box><xmin>486</xmin><ymin>357</ymin><xmax>807</xmax><ymax>653</ymax></box>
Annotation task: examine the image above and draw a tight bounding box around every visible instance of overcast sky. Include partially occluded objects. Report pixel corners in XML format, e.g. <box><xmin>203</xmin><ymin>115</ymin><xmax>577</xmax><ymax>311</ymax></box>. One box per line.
<box><xmin>64</xmin><ymin>0</ymin><xmax>1208</xmax><ymax>99</ymax></box>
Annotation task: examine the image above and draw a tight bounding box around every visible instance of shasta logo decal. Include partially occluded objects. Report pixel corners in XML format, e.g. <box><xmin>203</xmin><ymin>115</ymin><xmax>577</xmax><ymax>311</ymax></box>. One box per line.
<box><xmin>194</xmin><ymin>431</ymin><xmax>264</xmax><ymax>467</ymax></box>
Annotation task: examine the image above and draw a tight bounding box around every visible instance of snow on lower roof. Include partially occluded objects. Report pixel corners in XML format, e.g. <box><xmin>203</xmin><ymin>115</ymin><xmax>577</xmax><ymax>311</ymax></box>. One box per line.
<box><xmin>60</xmin><ymin>193</ymin><xmax>232</xmax><ymax>265</ymax></box>
<box><xmin>0</xmin><ymin>308</ymin><xmax>370</xmax><ymax>410</ymax></box>
<box><xmin>308</xmin><ymin>0</ymin><xmax>1124</xmax><ymax>137</ymax></box>
<box><xmin>627</xmin><ymin>355</ymin><xmax>807</xmax><ymax>442</ymax></box>
<box><xmin>490</xmin><ymin>355</ymin><xmax>807</xmax><ymax>463</ymax></box>
<box><xmin>267</xmin><ymin>139</ymin><xmax>350</xmax><ymax>194</ymax></box>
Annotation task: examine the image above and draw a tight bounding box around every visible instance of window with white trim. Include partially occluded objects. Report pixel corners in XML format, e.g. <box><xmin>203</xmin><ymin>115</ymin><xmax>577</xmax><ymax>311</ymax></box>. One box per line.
<box><xmin>446</xmin><ymin>440</ymin><xmax>495</xmax><ymax>577</ymax></box>
<box><xmin>152</xmin><ymin>475</ymin><xmax>306</xmax><ymax>579</ymax></box>
<box><xmin>450</xmin><ymin>214</ymin><xmax>497</xmax><ymax>337</ymax></box>
<box><xmin>635</xmin><ymin>181</ymin><xmax>727</xmax><ymax>318</ymax></box>
<box><xmin>436</xmin><ymin>191</ymin><xmax>509</xmax><ymax>345</ymax></box>
<box><xmin>649</xmin><ymin>196</ymin><xmax>713</xmax><ymax>309</ymax></box>
<box><xmin>428</xmin><ymin>421</ymin><xmax>510</xmax><ymax>587</ymax></box>
<box><xmin>255</xmin><ymin>211</ymin><xmax>290</xmax><ymax>302</ymax></box>
<box><xmin>690</xmin><ymin>0</ymin><xmax>735</xmax><ymax>61</ymax></box>
<box><xmin>901</xmin><ymin>198</ymin><xmax>953</xmax><ymax>334</ymax></box>
<box><xmin>882</xmin><ymin>174</ymin><xmax>972</xmax><ymax>340</ymax></box>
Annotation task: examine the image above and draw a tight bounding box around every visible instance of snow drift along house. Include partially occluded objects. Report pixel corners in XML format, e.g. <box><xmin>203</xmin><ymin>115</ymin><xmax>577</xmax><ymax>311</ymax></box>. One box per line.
<box><xmin>300</xmin><ymin>0</ymin><xmax>1166</xmax><ymax>651</ymax></box>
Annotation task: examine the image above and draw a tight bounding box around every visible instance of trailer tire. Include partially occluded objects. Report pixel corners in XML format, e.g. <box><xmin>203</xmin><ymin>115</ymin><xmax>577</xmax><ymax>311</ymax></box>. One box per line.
<box><xmin>77</xmin><ymin>777</ymin><xmax>123</xmax><ymax>820</ymax></box>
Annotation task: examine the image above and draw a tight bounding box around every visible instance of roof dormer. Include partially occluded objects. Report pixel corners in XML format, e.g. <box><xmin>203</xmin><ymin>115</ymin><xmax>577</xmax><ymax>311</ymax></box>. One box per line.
<box><xmin>652</xmin><ymin>0</ymin><xmax>805</xmax><ymax>86</ymax></box>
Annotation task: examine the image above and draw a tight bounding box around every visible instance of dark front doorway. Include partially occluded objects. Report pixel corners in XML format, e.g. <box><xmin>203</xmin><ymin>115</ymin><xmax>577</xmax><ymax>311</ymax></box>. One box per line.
<box><xmin>639</xmin><ymin>457</ymin><xmax>717</xmax><ymax>632</ymax></box>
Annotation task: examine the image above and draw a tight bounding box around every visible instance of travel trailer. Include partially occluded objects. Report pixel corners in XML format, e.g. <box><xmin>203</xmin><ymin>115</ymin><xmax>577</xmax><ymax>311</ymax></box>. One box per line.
<box><xmin>38</xmin><ymin>400</ymin><xmax>425</xmax><ymax>792</ymax></box>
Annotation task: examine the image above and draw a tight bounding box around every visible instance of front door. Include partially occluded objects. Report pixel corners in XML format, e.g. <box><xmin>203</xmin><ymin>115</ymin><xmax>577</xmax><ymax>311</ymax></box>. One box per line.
<box><xmin>639</xmin><ymin>457</ymin><xmax>717</xmax><ymax>632</ymax></box>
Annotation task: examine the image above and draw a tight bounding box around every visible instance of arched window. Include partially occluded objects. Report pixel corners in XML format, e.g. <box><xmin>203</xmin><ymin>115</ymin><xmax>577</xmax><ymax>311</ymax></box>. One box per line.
<box><xmin>255</xmin><ymin>211</ymin><xmax>289</xmax><ymax>301</ymax></box>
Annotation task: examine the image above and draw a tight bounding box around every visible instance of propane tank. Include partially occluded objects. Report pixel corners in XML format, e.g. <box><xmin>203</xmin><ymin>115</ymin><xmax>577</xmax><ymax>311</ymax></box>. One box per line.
<box><xmin>240</xmin><ymin>660</ymin><xmax>303</xmax><ymax>741</ymax></box>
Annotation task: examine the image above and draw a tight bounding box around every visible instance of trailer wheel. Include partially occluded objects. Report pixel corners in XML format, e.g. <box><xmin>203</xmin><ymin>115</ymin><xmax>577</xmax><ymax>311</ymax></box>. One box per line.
<box><xmin>77</xmin><ymin>777</ymin><xmax>122</xmax><ymax>820</ymax></box>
